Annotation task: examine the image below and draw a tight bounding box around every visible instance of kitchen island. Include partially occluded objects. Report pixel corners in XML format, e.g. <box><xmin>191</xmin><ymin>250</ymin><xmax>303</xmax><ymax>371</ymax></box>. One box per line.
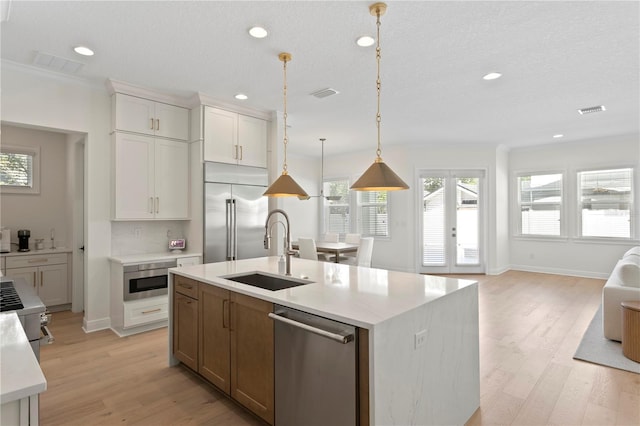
<box><xmin>168</xmin><ymin>257</ymin><xmax>479</xmax><ymax>425</ymax></box>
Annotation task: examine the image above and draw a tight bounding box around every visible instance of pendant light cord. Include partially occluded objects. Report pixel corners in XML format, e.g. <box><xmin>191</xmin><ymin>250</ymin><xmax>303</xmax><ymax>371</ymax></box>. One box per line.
<box><xmin>282</xmin><ymin>56</ymin><xmax>289</xmax><ymax>174</ymax></box>
<box><xmin>375</xmin><ymin>7</ymin><xmax>382</xmax><ymax>160</ymax></box>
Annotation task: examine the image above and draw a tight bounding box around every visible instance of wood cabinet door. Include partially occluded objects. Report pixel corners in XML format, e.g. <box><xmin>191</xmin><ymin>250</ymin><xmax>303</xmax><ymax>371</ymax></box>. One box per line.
<box><xmin>198</xmin><ymin>284</ymin><xmax>231</xmax><ymax>394</ymax></box>
<box><xmin>154</xmin><ymin>139</ymin><xmax>189</xmax><ymax>219</ymax></box>
<box><xmin>113</xmin><ymin>133</ymin><xmax>155</xmax><ymax>219</ymax></box>
<box><xmin>237</xmin><ymin>115</ymin><xmax>267</xmax><ymax>168</ymax></box>
<box><xmin>38</xmin><ymin>264</ymin><xmax>69</xmax><ymax>307</ymax></box>
<box><xmin>230</xmin><ymin>292</ymin><xmax>274</xmax><ymax>425</ymax></box>
<box><xmin>174</xmin><ymin>293</ymin><xmax>198</xmax><ymax>371</ymax></box>
<box><xmin>203</xmin><ymin>107</ymin><xmax>238</xmax><ymax>164</ymax></box>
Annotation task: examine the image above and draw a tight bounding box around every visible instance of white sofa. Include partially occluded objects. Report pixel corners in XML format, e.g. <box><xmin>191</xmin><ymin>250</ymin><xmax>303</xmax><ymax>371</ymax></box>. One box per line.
<box><xmin>602</xmin><ymin>247</ymin><xmax>640</xmax><ymax>341</ymax></box>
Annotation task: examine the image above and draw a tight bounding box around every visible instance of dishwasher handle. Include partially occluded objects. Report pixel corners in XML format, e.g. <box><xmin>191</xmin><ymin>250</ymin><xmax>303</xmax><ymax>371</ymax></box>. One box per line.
<box><xmin>268</xmin><ymin>312</ymin><xmax>354</xmax><ymax>344</ymax></box>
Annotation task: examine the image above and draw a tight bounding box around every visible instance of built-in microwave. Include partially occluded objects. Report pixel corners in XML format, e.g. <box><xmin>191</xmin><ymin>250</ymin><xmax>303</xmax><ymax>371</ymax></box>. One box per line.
<box><xmin>123</xmin><ymin>260</ymin><xmax>177</xmax><ymax>301</ymax></box>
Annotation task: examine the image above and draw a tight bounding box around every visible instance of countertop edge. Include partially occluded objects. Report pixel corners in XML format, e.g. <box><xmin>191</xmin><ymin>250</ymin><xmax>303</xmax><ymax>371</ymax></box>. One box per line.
<box><xmin>109</xmin><ymin>252</ymin><xmax>203</xmax><ymax>264</ymax></box>
<box><xmin>0</xmin><ymin>313</ymin><xmax>47</xmax><ymax>404</ymax></box>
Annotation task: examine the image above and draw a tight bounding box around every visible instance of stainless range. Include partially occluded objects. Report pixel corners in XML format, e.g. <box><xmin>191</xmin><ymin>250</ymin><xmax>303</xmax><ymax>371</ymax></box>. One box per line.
<box><xmin>0</xmin><ymin>277</ymin><xmax>54</xmax><ymax>360</ymax></box>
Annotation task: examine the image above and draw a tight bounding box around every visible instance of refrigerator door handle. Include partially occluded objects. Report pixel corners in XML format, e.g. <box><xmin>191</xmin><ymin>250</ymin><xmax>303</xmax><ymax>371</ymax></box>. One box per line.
<box><xmin>231</xmin><ymin>199</ymin><xmax>237</xmax><ymax>260</ymax></box>
<box><xmin>226</xmin><ymin>199</ymin><xmax>232</xmax><ymax>260</ymax></box>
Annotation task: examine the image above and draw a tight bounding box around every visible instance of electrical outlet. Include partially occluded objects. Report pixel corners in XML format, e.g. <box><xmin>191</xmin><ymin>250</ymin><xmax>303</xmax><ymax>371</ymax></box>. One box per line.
<box><xmin>414</xmin><ymin>330</ymin><xmax>427</xmax><ymax>349</ymax></box>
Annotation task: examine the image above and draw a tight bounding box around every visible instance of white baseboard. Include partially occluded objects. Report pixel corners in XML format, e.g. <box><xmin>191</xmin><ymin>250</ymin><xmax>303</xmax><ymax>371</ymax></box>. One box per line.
<box><xmin>110</xmin><ymin>320</ymin><xmax>167</xmax><ymax>337</ymax></box>
<box><xmin>82</xmin><ymin>316</ymin><xmax>111</xmax><ymax>333</ymax></box>
<box><xmin>487</xmin><ymin>266</ymin><xmax>510</xmax><ymax>275</ymax></box>
<box><xmin>509</xmin><ymin>264</ymin><xmax>609</xmax><ymax>280</ymax></box>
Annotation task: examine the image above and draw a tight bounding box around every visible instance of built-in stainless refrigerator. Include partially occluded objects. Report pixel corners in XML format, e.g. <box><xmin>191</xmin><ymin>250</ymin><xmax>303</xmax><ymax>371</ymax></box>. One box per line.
<box><xmin>204</xmin><ymin>162</ymin><xmax>268</xmax><ymax>263</ymax></box>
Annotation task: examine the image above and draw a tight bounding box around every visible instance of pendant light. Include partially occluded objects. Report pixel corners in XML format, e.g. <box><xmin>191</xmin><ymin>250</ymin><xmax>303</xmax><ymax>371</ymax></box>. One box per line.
<box><xmin>298</xmin><ymin>138</ymin><xmax>342</xmax><ymax>201</ymax></box>
<box><xmin>351</xmin><ymin>2</ymin><xmax>409</xmax><ymax>191</ymax></box>
<box><xmin>264</xmin><ymin>52</ymin><xmax>309</xmax><ymax>198</ymax></box>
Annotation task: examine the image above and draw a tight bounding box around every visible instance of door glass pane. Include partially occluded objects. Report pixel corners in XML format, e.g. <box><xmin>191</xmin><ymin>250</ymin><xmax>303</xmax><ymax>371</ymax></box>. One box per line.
<box><xmin>456</xmin><ymin>177</ymin><xmax>479</xmax><ymax>265</ymax></box>
<box><xmin>422</xmin><ymin>177</ymin><xmax>445</xmax><ymax>266</ymax></box>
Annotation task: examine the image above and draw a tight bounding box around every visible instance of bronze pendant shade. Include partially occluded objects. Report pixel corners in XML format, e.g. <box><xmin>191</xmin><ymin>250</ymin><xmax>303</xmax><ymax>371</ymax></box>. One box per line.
<box><xmin>350</xmin><ymin>2</ymin><xmax>409</xmax><ymax>192</ymax></box>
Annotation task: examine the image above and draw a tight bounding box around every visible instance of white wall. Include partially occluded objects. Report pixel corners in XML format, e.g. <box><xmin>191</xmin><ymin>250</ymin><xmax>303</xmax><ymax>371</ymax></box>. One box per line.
<box><xmin>2</xmin><ymin>61</ymin><xmax>112</xmax><ymax>331</ymax></box>
<box><xmin>0</xmin><ymin>125</ymin><xmax>69</xmax><ymax>249</ymax></box>
<box><xmin>323</xmin><ymin>142</ymin><xmax>510</xmax><ymax>273</ymax></box>
<box><xmin>508</xmin><ymin>134</ymin><xmax>640</xmax><ymax>278</ymax></box>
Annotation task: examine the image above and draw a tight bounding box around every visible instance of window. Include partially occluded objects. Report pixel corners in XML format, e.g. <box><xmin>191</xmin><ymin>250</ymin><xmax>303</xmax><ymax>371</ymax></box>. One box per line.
<box><xmin>578</xmin><ymin>168</ymin><xmax>633</xmax><ymax>239</ymax></box>
<box><xmin>0</xmin><ymin>145</ymin><xmax>40</xmax><ymax>194</ymax></box>
<box><xmin>517</xmin><ymin>172</ymin><xmax>563</xmax><ymax>236</ymax></box>
<box><xmin>357</xmin><ymin>190</ymin><xmax>388</xmax><ymax>237</ymax></box>
<box><xmin>323</xmin><ymin>179</ymin><xmax>350</xmax><ymax>235</ymax></box>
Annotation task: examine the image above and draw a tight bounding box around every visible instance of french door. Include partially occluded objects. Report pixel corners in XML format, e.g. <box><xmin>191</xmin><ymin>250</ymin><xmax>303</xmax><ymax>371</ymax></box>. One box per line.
<box><xmin>419</xmin><ymin>170</ymin><xmax>485</xmax><ymax>274</ymax></box>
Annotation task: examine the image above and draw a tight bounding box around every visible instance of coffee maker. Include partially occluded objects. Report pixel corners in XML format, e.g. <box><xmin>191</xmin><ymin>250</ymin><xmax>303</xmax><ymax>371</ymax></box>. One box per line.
<box><xmin>17</xmin><ymin>229</ymin><xmax>30</xmax><ymax>252</ymax></box>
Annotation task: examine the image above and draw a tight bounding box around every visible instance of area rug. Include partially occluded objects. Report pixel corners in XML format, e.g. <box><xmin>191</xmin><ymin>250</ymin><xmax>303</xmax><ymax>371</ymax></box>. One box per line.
<box><xmin>573</xmin><ymin>304</ymin><xmax>640</xmax><ymax>374</ymax></box>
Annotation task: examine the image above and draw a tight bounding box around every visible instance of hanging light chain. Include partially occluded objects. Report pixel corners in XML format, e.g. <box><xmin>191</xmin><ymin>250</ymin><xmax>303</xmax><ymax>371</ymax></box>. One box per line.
<box><xmin>282</xmin><ymin>54</ymin><xmax>289</xmax><ymax>173</ymax></box>
<box><xmin>375</xmin><ymin>6</ymin><xmax>383</xmax><ymax>159</ymax></box>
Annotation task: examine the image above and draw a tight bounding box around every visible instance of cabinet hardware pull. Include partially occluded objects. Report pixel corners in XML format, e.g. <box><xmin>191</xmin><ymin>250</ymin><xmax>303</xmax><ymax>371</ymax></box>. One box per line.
<box><xmin>179</xmin><ymin>284</ymin><xmax>192</xmax><ymax>289</ymax></box>
<box><xmin>222</xmin><ymin>299</ymin><xmax>229</xmax><ymax>329</ymax></box>
<box><xmin>149</xmin><ymin>197</ymin><xmax>154</xmax><ymax>214</ymax></box>
<box><xmin>155</xmin><ymin>119</ymin><xmax>160</xmax><ymax>131</ymax></box>
<box><xmin>33</xmin><ymin>272</ymin><xmax>36</xmax><ymax>287</ymax></box>
<box><xmin>150</xmin><ymin>118</ymin><xmax>154</xmax><ymax>130</ymax></box>
<box><xmin>40</xmin><ymin>271</ymin><xmax>43</xmax><ymax>286</ymax></box>
<box><xmin>229</xmin><ymin>301</ymin><xmax>234</xmax><ymax>331</ymax></box>
<box><xmin>233</xmin><ymin>145</ymin><xmax>238</xmax><ymax>160</ymax></box>
<box><xmin>239</xmin><ymin>145</ymin><xmax>243</xmax><ymax>160</ymax></box>
<box><xmin>142</xmin><ymin>308</ymin><xmax>162</xmax><ymax>314</ymax></box>
<box><xmin>155</xmin><ymin>197</ymin><xmax>159</xmax><ymax>214</ymax></box>
<box><xmin>28</xmin><ymin>258</ymin><xmax>48</xmax><ymax>264</ymax></box>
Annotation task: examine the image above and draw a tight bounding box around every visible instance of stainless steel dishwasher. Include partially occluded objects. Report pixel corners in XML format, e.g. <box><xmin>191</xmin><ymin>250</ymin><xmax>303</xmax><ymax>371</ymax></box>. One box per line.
<box><xmin>269</xmin><ymin>305</ymin><xmax>357</xmax><ymax>426</ymax></box>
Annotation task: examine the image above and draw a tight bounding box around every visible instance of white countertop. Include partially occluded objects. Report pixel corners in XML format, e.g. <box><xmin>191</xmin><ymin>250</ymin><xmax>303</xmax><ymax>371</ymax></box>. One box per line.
<box><xmin>170</xmin><ymin>256</ymin><xmax>476</xmax><ymax>329</ymax></box>
<box><xmin>0</xmin><ymin>312</ymin><xmax>47</xmax><ymax>403</ymax></box>
<box><xmin>109</xmin><ymin>251</ymin><xmax>203</xmax><ymax>265</ymax></box>
<box><xmin>1</xmin><ymin>247</ymin><xmax>72</xmax><ymax>257</ymax></box>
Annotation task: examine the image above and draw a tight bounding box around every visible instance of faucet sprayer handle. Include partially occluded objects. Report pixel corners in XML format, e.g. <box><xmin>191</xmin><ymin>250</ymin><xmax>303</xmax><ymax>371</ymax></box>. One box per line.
<box><xmin>264</xmin><ymin>234</ymin><xmax>271</xmax><ymax>250</ymax></box>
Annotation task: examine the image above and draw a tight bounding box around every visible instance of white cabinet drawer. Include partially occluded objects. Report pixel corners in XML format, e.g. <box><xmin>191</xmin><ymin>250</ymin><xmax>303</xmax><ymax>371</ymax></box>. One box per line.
<box><xmin>6</xmin><ymin>253</ymin><xmax>67</xmax><ymax>269</ymax></box>
<box><xmin>123</xmin><ymin>296</ymin><xmax>168</xmax><ymax>328</ymax></box>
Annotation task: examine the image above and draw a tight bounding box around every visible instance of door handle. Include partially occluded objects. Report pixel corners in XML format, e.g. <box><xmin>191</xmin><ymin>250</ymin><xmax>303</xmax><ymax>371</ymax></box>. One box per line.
<box><xmin>226</xmin><ymin>199</ymin><xmax>232</xmax><ymax>260</ymax></box>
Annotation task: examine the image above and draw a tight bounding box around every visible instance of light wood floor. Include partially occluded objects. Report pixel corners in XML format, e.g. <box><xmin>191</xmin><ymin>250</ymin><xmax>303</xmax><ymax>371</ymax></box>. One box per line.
<box><xmin>39</xmin><ymin>270</ymin><xmax>639</xmax><ymax>425</ymax></box>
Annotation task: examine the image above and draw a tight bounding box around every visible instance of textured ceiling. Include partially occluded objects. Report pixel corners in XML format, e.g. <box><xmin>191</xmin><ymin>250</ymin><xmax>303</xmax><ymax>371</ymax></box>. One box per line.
<box><xmin>1</xmin><ymin>0</ymin><xmax>638</xmax><ymax>157</ymax></box>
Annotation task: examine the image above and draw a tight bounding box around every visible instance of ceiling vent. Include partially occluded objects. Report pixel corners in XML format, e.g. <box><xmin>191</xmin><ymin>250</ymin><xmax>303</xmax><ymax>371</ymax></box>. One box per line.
<box><xmin>578</xmin><ymin>105</ymin><xmax>606</xmax><ymax>115</ymax></box>
<box><xmin>310</xmin><ymin>88</ymin><xmax>339</xmax><ymax>99</ymax></box>
<box><xmin>33</xmin><ymin>52</ymin><xmax>84</xmax><ymax>74</ymax></box>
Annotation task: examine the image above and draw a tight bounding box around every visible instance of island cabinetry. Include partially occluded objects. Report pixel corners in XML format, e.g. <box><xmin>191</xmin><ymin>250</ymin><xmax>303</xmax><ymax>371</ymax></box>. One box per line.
<box><xmin>113</xmin><ymin>93</ymin><xmax>189</xmax><ymax>141</ymax></box>
<box><xmin>5</xmin><ymin>253</ymin><xmax>69</xmax><ymax>307</ymax></box>
<box><xmin>173</xmin><ymin>276</ymin><xmax>199</xmax><ymax>370</ymax></box>
<box><xmin>173</xmin><ymin>279</ymin><xmax>275</xmax><ymax>425</ymax></box>
<box><xmin>203</xmin><ymin>106</ymin><xmax>267</xmax><ymax>168</ymax></box>
<box><xmin>113</xmin><ymin>133</ymin><xmax>189</xmax><ymax>220</ymax></box>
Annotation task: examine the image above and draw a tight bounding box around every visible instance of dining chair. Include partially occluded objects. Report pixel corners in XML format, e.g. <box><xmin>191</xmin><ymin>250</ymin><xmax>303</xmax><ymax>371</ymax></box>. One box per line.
<box><xmin>323</xmin><ymin>232</ymin><xmax>339</xmax><ymax>243</ymax></box>
<box><xmin>345</xmin><ymin>233</ymin><xmax>361</xmax><ymax>244</ymax></box>
<box><xmin>298</xmin><ymin>237</ymin><xmax>320</xmax><ymax>261</ymax></box>
<box><xmin>331</xmin><ymin>233</ymin><xmax>361</xmax><ymax>262</ymax></box>
<box><xmin>343</xmin><ymin>237</ymin><xmax>374</xmax><ymax>267</ymax></box>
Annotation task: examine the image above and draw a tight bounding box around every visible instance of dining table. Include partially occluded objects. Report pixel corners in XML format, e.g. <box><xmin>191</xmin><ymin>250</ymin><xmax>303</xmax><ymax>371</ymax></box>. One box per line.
<box><xmin>291</xmin><ymin>241</ymin><xmax>359</xmax><ymax>263</ymax></box>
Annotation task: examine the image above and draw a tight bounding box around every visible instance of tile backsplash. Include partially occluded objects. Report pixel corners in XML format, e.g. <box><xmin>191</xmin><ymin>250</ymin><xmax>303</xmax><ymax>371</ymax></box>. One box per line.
<box><xmin>111</xmin><ymin>221</ymin><xmax>187</xmax><ymax>256</ymax></box>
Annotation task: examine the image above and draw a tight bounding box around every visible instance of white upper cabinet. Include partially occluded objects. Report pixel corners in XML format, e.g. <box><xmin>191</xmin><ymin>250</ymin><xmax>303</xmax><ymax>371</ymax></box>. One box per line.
<box><xmin>114</xmin><ymin>93</ymin><xmax>189</xmax><ymax>141</ymax></box>
<box><xmin>113</xmin><ymin>133</ymin><xmax>189</xmax><ymax>220</ymax></box>
<box><xmin>203</xmin><ymin>106</ymin><xmax>267</xmax><ymax>168</ymax></box>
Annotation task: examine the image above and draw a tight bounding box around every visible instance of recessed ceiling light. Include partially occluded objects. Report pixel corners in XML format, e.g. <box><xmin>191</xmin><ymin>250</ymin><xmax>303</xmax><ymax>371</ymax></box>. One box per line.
<box><xmin>248</xmin><ymin>26</ymin><xmax>268</xmax><ymax>39</ymax></box>
<box><xmin>482</xmin><ymin>72</ymin><xmax>502</xmax><ymax>80</ymax></box>
<box><xmin>553</xmin><ymin>134</ymin><xmax>564</xmax><ymax>139</ymax></box>
<box><xmin>235</xmin><ymin>93</ymin><xmax>248</xmax><ymax>100</ymax></box>
<box><xmin>73</xmin><ymin>46</ymin><xmax>94</xmax><ymax>56</ymax></box>
<box><xmin>356</xmin><ymin>36</ymin><xmax>375</xmax><ymax>47</ymax></box>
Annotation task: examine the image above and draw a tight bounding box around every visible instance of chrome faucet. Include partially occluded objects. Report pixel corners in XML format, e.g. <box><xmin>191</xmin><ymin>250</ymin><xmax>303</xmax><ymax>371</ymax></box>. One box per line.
<box><xmin>264</xmin><ymin>209</ymin><xmax>294</xmax><ymax>276</ymax></box>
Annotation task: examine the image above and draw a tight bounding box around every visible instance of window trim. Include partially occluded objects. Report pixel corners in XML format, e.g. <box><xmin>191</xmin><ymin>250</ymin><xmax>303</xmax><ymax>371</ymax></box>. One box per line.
<box><xmin>0</xmin><ymin>145</ymin><xmax>41</xmax><ymax>194</ymax></box>
<box><xmin>356</xmin><ymin>189</ymin><xmax>390</xmax><ymax>239</ymax></box>
<box><xmin>576</xmin><ymin>166</ymin><xmax>635</xmax><ymax>240</ymax></box>
<box><xmin>513</xmin><ymin>170</ymin><xmax>565</xmax><ymax>238</ymax></box>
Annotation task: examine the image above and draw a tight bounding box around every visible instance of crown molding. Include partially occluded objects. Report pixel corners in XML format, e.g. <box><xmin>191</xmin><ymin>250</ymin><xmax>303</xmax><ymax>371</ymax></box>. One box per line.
<box><xmin>193</xmin><ymin>92</ymin><xmax>271</xmax><ymax>120</ymax></box>
<box><xmin>106</xmin><ymin>79</ymin><xmax>193</xmax><ymax>108</ymax></box>
<box><xmin>1</xmin><ymin>59</ymin><xmax>106</xmax><ymax>91</ymax></box>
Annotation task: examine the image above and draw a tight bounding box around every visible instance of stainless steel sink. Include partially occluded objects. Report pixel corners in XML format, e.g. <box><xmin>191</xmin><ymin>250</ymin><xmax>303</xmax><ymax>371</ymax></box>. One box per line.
<box><xmin>222</xmin><ymin>272</ymin><xmax>314</xmax><ymax>291</ymax></box>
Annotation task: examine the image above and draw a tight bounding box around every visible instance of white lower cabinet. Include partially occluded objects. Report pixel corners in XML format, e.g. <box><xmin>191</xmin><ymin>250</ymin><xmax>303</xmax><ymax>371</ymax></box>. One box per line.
<box><xmin>123</xmin><ymin>295</ymin><xmax>168</xmax><ymax>328</ymax></box>
<box><xmin>5</xmin><ymin>253</ymin><xmax>69</xmax><ymax>307</ymax></box>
